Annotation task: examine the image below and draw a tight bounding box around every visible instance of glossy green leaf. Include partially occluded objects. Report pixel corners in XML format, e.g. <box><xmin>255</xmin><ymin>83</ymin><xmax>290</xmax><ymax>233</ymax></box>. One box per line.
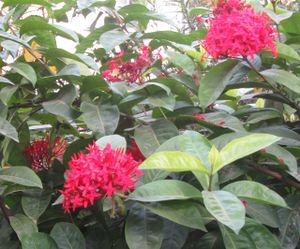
<box><xmin>0</xmin><ymin>31</ymin><xmax>31</xmax><ymax>48</ymax></box>
<box><xmin>198</xmin><ymin>60</ymin><xmax>239</xmax><ymax>108</ymax></box>
<box><xmin>50</xmin><ymin>222</ymin><xmax>86</xmax><ymax>249</ymax></box>
<box><xmin>0</xmin><ymin>166</ymin><xmax>42</xmax><ymax>188</ymax></box>
<box><xmin>139</xmin><ymin>151</ymin><xmax>209</xmax><ymax>174</ymax></box>
<box><xmin>260</xmin><ymin>69</ymin><xmax>300</xmax><ymax>93</ymax></box>
<box><xmin>160</xmin><ymin>221</ymin><xmax>189</xmax><ymax>249</ymax></box>
<box><xmin>100</xmin><ymin>29</ymin><xmax>130</xmax><ymax>52</ymax></box>
<box><xmin>128</xmin><ymin>180</ymin><xmax>202</xmax><ymax>202</ymax></box>
<box><xmin>125</xmin><ymin>204</ymin><xmax>164</xmax><ymax>249</ymax></box>
<box><xmin>142</xmin><ymin>200</ymin><xmax>206</xmax><ymax>231</ymax></box>
<box><xmin>223</xmin><ymin>180</ymin><xmax>288</xmax><ymax>208</ymax></box>
<box><xmin>134</xmin><ymin>119</ymin><xmax>179</xmax><ymax>157</ymax></box>
<box><xmin>42</xmin><ymin>85</ymin><xmax>79</xmax><ymax>120</ymax></box>
<box><xmin>214</xmin><ymin>133</ymin><xmax>281</xmax><ymax>174</ymax></box>
<box><xmin>11</xmin><ymin>62</ymin><xmax>37</xmax><ymax>86</ymax></box>
<box><xmin>0</xmin><ymin>117</ymin><xmax>19</xmax><ymax>142</ymax></box>
<box><xmin>276</xmin><ymin>42</ymin><xmax>300</xmax><ymax>61</ymax></box>
<box><xmin>202</xmin><ymin>190</ymin><xmax>245</xmax><ymax>234</ymax></box>
<box><xmin>80</xmin><ymin>102</ymin><xmax>120</xmax><ymax>135</ymax></box>
<box><xmin>167</xmin><ymin>51</ymin><xmax>196</xmax><ymax>76</ymax></box>
<box><xmin>21</xmin><ymin>189</ymin><xmax>51</xmax><ymax>222</ymax></box>
<box><xmin>22</xmin><ymin>233</ymin><xmax>58</xmax><ymax>249</ymax></box>
<box><xmin>9</xmin><ymin>214</ymin><xmax>38</xmax><ymax>240</ymax></box>
<box><xmin>96</xmin><ymin>134</ymin><xmax>126</xmax><ymax>151</ymax></box>
<box><xmin>146</xmin><ymin>92</ymin><xmax>176</xmax><ymax>111</ymax></box>
<box><xmin>142</xmin><ymin>31</ymin><xmax>193</xmax><ymax>45</ymax></box>
<box><xmin>4</xmin><ymin>0</ymin><xmax>52</xmax><ymax>7</ymax></box>
<box><xmin>0</xmin><ymin>76</ymin><xmax>14</xmax><ymax>85</ymax></box>
<box><xmin>220</xmin><ymin>219</ymin><xmax>281</xmax><ymax>249</ymax></box>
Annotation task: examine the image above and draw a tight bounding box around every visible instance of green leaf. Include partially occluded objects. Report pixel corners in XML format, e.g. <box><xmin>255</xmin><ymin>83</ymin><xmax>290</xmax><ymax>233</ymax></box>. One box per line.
<box><xmin>96</xmin><ymin>134</ymin><xmax>126</xmax><ymax>151</ymax></box>
<box><xmin>0</xmin><ymin>31</ymin><xmax>31</xmax><ymax>48</ymax></box>
<box><xmin>220</xmin><ymin>220</ymin><xmax>282</xmax><ymax>249</ymax></box>
<box><xmin>167</xmin><ymin>51</ymin><xmax>196</xmax><ymax>76</ymax></box>
<box><xmin>0</xmin><ymin>117</ymin><xmax>19</xmax><ymax>142</ymax></box>
<box><xmin>125</xmin><ymin>204</ymin><xmax>164</xmax><ymax>249</ymax></box>
<box><xmin>0</xmin><ymin>76</ymin><xmax>14</xmax><ymax>85</ymax></box>
<box><xmin>134</xmin><ymin>119</ymin><xmax>179</xmax><ymax>157</ymax></box>
<box><xmin>50</xmin><ymin>222</ymin><xmax>86</xmax><ymax>249</ymax></box>
<box><xmin>100</xmin><ymin>29</ymin><xmax>130</xmax><ymax>52</ymax></box>
<box><xmin>22</xmin><ymin>233</ymin><xmax>58</xmax><ymax>249</ymax></box>
<box><xmin>0</xmin><ymin>166</ymin><xmax>42</xmax><ymax>188</ymax></box>
<box><xmin>260</xmin><ymin>69</ymin><xmax>300</xmax><ymax>93</ymax></box>
<box><xmin>21</xmin><ymin>189</ymin><xmax>51</xmax><ymax>222</ymax></box>
<box><xmin>276</xmin><ymin>42</ymin><xmax>300</xmax><ymax>61</ymax></box>
<box><xmin>3</xmin><ymin>0</ymin><xmax>52</xmax><ymax>7</ymax></box>
<box><xmin>281</xmin><ymin>12</ymin><xmax>300</xmax><ymax>34</ymax></box>
<box><xmin>9</xmin><ymin>214</ymin><xmax>38</xmax><ymax>240</ymax></box>
<box><xmin>10</xmin><ymin>62</ymin><xmax>37</xmax><ymax>86</ymax></box>
<box><xmin>128</xmin><ymin>180</ymin><xmax>202</xmax><ymax>202</ymax></box>
<box><xmin>223</xmin><ymin>180</ymin><xmax>288</xmax><ymax>208</ymax></box>
<box><xmin>198</xmin><ymin>60</ymin><xmax>239</xmax><ymax>108</ymax></box>
<box><xmin>20</xmin><ymin>16</ymin><xmax>78</xmax><ymax>42</ymax></box>
<box><xmin>195</xmin><ymin>232</ymin><xmax>224</xmax><ymax>249</ymax></box>
<box><xmin>139</xmin><ymin>151</ymin><xmax>209</xmax><ymax>174</ymax></box>
<box><xmin>80</xmin><ymin>102</ymin><xmax>120</xmax><ymax>135</ymax></box>
<box><xmin>142</xmin><ymin>200</ymin><xmax>207</xmax><ymax>231</ymax></box>
<box><xmin>160</xmin><ymin>221</ymin><xmax>189</xmax><ymax>249</ymax></box>
<box><xmin>263</xmin><ymin>145</ymin><xmax>297</xmax><ymax>173</ymax></box>
<box><xmin>202</xmin><ymin>190</ymin><xmax>245</xmax><ymax>234</ymax></box>
<box><xmin>0</xmin><ymin>86</ymin><xmax>18</xmax><ymax>105</ymax></box>
<box><xmin>214</xmin><ymin>133</ymin><xmax>281</xmax><ymax>174</ymax></box>
<box><xmin>246</xmin><ymin>202</ymin><xmax>279</xmax><ymax>228</ymax></box>
<box><xmin>42</xmin><ymin>85</ymin><xmax>79</xmax><ymax>120</ymax></box>
<box><xmin>277</xmin><ymin>196</ymin><xmax>300</xmax><ymax>249</ymax></box>
<box><xmin>142</xmin><ymin>31</ymin><xmax>193</xmax><ymax>45</ymax></box>
<box><xmin>189</xmin><ymin>7</ymin><xmax>210</xmax><ymax>15</ymax></box>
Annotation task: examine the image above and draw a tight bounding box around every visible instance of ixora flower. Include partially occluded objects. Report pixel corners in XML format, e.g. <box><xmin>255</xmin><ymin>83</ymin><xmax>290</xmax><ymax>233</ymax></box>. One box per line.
<box><xmin>24</xmin><ymin>136</ymin><xmax>67</xmax><ymax>172</ymax></box>
<box><xmin>102</xmin><ymin>45</ymin><xmax>154</xmax><ymax>84</ymax></box>
<box><xmin>202</xmin><ymin>0</ymin><xmax>278</xmax><ymax>59</ymax></box>
<box><xmin>61</xmin><ymin>142</ymin><xmax>143</xmax><ymax>212</ymax></box>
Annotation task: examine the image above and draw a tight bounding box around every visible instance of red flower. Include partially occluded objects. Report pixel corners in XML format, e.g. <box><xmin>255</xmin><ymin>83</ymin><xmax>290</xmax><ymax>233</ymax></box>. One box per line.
<box><xmin>193</xmin><ymin>113</ymin><xmax>206</xmax><ymax>121</ymax></box>
<box><xmin>24</xmin><ymin>136</ymin><xmax>67</xmax><ymax>172</ymax></box>
<box><xmin>241</xmin><ymin>199</ymin><xmax>247</xmax><ymax>208</ymax></box>
<box><xmin>216</xmin><ymin>121</ymin><xmax>225</xmax><ymax>126</ymax></box>
<box><xmin>202</xmin><ymin>0</ymin><xmax>278</xmax><ymax>59</ymax></box>
<box><xmin>127</xmin><ymin>140</ymin><xmax>145</xmax><ymax>162</ymax></box>
<box><xmin>61</xmin><ymin>142</ymin><xmax>143</xmax><ymax>212</ymax></box>
<box><xmin>102</xmin><ymin>45</ymin><xmax>154</xmax><ymax>84</ymax></box>
<box><xmin>196</xmin><ymin>16</ymin><xmax>203</xmax><ymax>23</ymax></box>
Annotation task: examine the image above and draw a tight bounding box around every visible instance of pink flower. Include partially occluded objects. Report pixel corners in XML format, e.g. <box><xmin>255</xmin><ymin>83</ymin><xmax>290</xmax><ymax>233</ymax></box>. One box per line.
<box><xmin>193</xmin><ymin>114</ymin><xmax>206</xmax><ymax>121</ymax></box>
<box><xmin>61</xmin><ymin>142</ymin><xmax>143</xmax><ymax>212</ymax></box>
<box><xmin>196</xmin><ymin>16</ymin><xmax>203</xmax><ymax>23</ymax></box>
<box><xmin>24</xmin><ymin>136</ymin><xmax>67</xmax><ymax>172</ymax></box>
<box><xmin>202</xmin><ymin>0</ymin><xmax>278</xmax><ymax>59</ymax></box>
<box><xmin>126</xmin><ymin>140</ymin><xmax>145</xmax><ymax>162</ymax></box>
<box><xmin>102</xmin><ymin>45</ymin><xmax>154</xmax><ymax>84</ymax></box>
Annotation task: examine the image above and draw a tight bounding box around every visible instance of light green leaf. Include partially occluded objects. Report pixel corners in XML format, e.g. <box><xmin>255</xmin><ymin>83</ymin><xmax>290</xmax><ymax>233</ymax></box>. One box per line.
<box><xmin>50</xmin><ymin>222</ymin><xmax>86</xmax><ymax>249</ymax></box>
<box><xmin>0</xmin><ymin>166</ymin><xmax>42</xmax><ymax>188</ymax></box>
<box><xmin>96</xmin><ymin>134</ymin><xmax>126</xmax><ymax>151</ymax></box>
<box><xmin>214</xmin><ymin>133</ymin><xmax>281</xmax><ymax>174</ymax></box>
<box><xmin>0</xmin><ymin>117</ymin><xmax>19</xmax><ymax>142</ymax></box>
<box><xmin>11</xmin><ymin>62</ymin><xmax>37</xmax><ymax>86</ymax></box>
<box><xmin>9</xmin><ymin>214</ymin><xmax>38</xmax><ymax>240</ymax></box>
<box><xmin>100</xmin><ymin>30</ymin><xmax>130</xmax><ymax>52</ymax></box>
<box><xmin>21</xmin><ymin>189</ymin><xmax>51</xmax><ymax>222</ymax></box>
<box><xmin>260</xmin><ymin>69</ymin><xmax>300</xmax><ymax>93</ymax></box>
<box><xmin>223</xmin><ymin>180</ymin><xmax>288</xmax><ymax>208</ymax></box>
<box><xmin>128</xmin><ymin>180</ymin><xmax>202</xmax><ymax>202</ymax></box>
<box><xmin>0</xmin><ymin>76</ymin><xmax>14</xmax><ymax>85</ymax></box>
<box><xmin>139</xmin><ymin>151</ymin><xmax>209</xmax><ymax>174</ymax></box>
<box><xmin>142</xmin><ymin>200</ymin><xmax>206</xmax><ymax>231</ymax></box>
<box><xmin>276</xmin><ymin>42</ymin><xmax>300</xmax><ymax>61</ymax></box>
<box><xmin>125</xmin><ymin>204</ymin><xmax>164</xmax><ymax>249</ymax></box>
<box><xmin>167</xmin><ymin>51</ymin><xmax>196</xmax><ymax>76</ymax></box>
<box><xmin>21</xmin><ymin>233</ymin><xmax>58</xmax><ymax>249</ymax></box>
<box><xmin>80</xmin><ymin>102</ymin><xmax>120</xmax><ymax>135</ymax></box>
<box><xmin>202</xmin><ymin>190</ymin><xmax>245</xmax><ymax>234</ymax></box>
<box><xmin>198</xmin><ymin>60</ymin><xmax>239</xmax><ymax>108</ymax></box>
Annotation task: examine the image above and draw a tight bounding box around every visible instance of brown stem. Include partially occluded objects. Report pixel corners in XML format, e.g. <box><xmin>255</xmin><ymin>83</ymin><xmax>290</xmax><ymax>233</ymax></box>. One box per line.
<box><xmin>249</xmin><ymin>163</ymin><xmax>300</xmax><ymax>190</ymax></box>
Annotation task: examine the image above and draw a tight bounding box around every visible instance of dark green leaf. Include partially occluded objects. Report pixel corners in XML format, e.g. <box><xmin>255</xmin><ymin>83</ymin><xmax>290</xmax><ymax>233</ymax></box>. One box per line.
<box><xmin>9</xmin><ymin>214</ymin><xmax>38</xmax><ymax>240</ymax></box>
<box><xmin>11</xmin><ymin>62</ymin><xmax>37</xmax><ymax>86</ymax></box>
<box><xmin>22</xmin><ymin>233</ymin><xmax>58</xmax><ymax>249</ymax></box>
<box><xmin>0</xmin><ymin>117</ymin><xmax>19</xmax><ymax>142</ymax></box>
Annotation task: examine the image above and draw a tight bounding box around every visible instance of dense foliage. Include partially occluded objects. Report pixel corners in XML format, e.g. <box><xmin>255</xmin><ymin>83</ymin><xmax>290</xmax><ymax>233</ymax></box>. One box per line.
<box><xmin>0</xmin><ymin>0</ymin><xmax>300</xmax><ymax>248</ymax></box>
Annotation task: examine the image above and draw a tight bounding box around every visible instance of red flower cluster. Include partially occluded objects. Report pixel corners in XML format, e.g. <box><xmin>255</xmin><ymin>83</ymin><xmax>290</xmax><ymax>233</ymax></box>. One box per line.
<box><xmin>126</xmin><ymin>140</ymin><xmax>145</xmax><ymax>162</ymax></box>
<box><xmin>61</xmin><ymin>142</ymin><xmax>143</xmax><ymax>212</ymax></box>
<box><xmin>24</xmin><ymin>136</ymin><xmax>67</xmax><ymax>172</ymax></box>
<box><xmin>102</xmin><ymin>46</ymin><xmax>154</xmax><ymax>84</ymax></box>
<box><xmin>202</xmin><ymin>0</ymin><xmax>278</xmax><ymax>59</ymax></box>
<box><xmin>193</xmin><ymin>113</ymin><xmax>206</xmax><ymax>121</ymax></box>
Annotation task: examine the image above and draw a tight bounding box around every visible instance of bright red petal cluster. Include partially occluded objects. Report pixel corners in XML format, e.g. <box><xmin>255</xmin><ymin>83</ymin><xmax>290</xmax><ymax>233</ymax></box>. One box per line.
<box><xmin>102</xmin><ymin>45</ymin><xmax>154</xmax><ymax>84</ymax></box>
<box><xmin>126</xmin><ymin>140</ymin><xmax>145</xmax><ymax>162</ymax></box>
<box><xmin>24</xmin><ymin>136</ymin><xmax>67</xmax><ymax>172</ymax></box>
<box><xmin>203</xmin><ymin>0</ymin><xmax>278</xmax><ymax>59</ymax></box>
<box><xmin>61</xmin><ymin>142</ymin><xmax>143</xmax><ymax>212</ymax></box>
